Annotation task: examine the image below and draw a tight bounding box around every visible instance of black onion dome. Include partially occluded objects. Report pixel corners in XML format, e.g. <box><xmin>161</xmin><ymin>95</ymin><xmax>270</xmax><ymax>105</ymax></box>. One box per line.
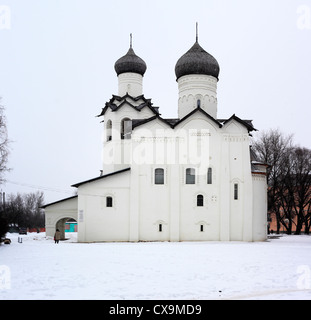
<box><xmin>114</xmin><ymin>47</ymin><xmax>147</xmax><ymax>76</ymax></box>
<box><xmin>175</xmin><ymin>41</ymin><xmax>220</xmax><ymax>81</ymax></box>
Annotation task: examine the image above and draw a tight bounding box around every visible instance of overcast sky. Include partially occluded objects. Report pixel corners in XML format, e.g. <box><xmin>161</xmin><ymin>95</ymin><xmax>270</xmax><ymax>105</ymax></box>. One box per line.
<box><xmin>0</xmin><ymin>0</ymin><xmax>310</xmax><ymax>204</ymax></box>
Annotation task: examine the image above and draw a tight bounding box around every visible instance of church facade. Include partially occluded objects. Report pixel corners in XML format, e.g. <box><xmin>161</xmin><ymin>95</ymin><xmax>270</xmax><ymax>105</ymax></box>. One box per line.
<box><xmin>44</xmin><ymin>35</ymin><xmax>268</xmax><ymax>242</ymax></box>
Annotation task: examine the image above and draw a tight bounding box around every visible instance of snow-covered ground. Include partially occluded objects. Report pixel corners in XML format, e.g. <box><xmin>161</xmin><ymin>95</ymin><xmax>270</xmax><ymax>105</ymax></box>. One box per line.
<box><xmin>1</xmin><ymin>233</ymin><xmax>311</xmax><ymax>300</ymax></box>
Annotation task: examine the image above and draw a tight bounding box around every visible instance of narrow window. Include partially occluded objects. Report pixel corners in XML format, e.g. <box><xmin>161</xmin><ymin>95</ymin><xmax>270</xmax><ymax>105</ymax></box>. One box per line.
<box><xmin>200</xmin><ymin>225</ymin><xmax>204</xmax><ymax>232</ymax></box>
<box><xmin>155</xmin><ymin>168</ymin><xmax>164</xmax><ymax>185</ymax></box>
<box><xmin>186</xmin><ymin>168</ymin><xmax>195</xmax><ymax>184</ymax></box>
<box><xmin>121</xmin><ymin>118</ymin><xmax>131</xmax><ymax>140</ymax></box>
<box><xmin>197</xmin><ymin>99</ymin><xmax>201</xmax><ymax>108</ymax></box>
<box><xmin>106</xmin><ymin>196</ymin><xmax>113</xmax><ymax>207</ymax></box>
<box><xmin>234</xmin><ymin>184</ymin><xmax>239</xmax><ymax>200</ymax></box>
<box><xmin>106</xmin><ymin>120</ymin><xmax>112</xmax><ymax>142</ymax></box>
<box><xmin>159</xmin><ymin>224</ymin><xmax>162</xmax><ymax>232</ymax></box>
<box><xmin>207</xmin><ymin>168</ymin><xmax>212</xmax><ymax>184</ymax></box>
<box><xmin>197</xmin><ymin>195</ymin><xmax>204</xmax><ymax>207</ymax></box>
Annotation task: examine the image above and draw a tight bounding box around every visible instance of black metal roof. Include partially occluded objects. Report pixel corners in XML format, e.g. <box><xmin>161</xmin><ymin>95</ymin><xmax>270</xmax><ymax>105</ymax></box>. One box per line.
<box><xmin>71</xmin><ymin>168</ymin><xmax>131</xmax><ymax>188</ymax></box>
<box><xmin>173</xmin><ymin>107</ymin><xmax>222</xmax><ymax>129</ymax></box>
<box><xmin>131</xmin><ymin>107</ymin><xmax>256</xmax><ymax>133</ymax></box>
<box><xmin>97</xmin><ymin>94</ymin><xmax>159</xmax><ymax>118</ymax></box>
<box><xmin>220</xmin><ymin>114</ymin><xmax>257</xmax><ymax>132</ymax></box>
<box><xmin>115</xmin><ymin>47</ymin><xmax>147</xmax><ymax>76</ymax></box>
<box><xmin>175</xmin><ymin>41</ymin><xmax>220</xmax><ymax>81</ymax></box>
<box><xmin>41</xmin><ymin>196</ymin><xmax>78</xmax><ymax>209</ymax></box>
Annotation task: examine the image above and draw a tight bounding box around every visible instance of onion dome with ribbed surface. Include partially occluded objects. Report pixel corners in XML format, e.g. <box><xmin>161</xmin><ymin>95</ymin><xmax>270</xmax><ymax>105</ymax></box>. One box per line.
<box><xmin>175</xmin><ymin>41</ymin><xmax>220</xmax><ymax>81</ymax></box>
<box><xmin>114</xmin><ymin>46</ymin><xmax>147</xmax><ymax>77</ymax></box>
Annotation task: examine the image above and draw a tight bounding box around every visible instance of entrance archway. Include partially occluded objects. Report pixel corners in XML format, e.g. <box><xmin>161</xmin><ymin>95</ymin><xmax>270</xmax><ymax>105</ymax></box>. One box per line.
<box><xmin>55</xmin><ymin>217</ymin><xmax>77</xmax><ymax>240</ymax></box>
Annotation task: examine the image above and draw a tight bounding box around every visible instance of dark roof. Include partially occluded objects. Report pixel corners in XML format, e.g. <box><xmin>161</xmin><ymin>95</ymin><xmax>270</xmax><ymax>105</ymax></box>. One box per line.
<box><xmin>115</xmin><ymin>47</ymin><xmax>147</xmax><ymax>76</ymax></box>
<box><xmin>41</xmin><ymin>196</ymin><xmax>78</xmax><ymax>209</ymax></box>
<box><xmin>71</xmin><ymin>168</ymin><xmax>131</xmax><ymax>188</ymax></box>
<box><xmin>164</xmin><ymin>118</ymin><xmax>180</xmax><ymax>126</ymax></box>
<box><xmin>132</xmin><ymin>117</ymin><xmax>158</xmax><ymax>129</ymax></box>
<box><xmin>172</xmin><ymin>107</ymin><xmax>222</xmax><ymax>129</ymax></box>
<box><xmin>131</xmin><ymin>108</ymin><xmax>256</xmax><ymax>133</ymax></box>
<box><xmin>221</xmin><ymin>114</ymin><xmax>257</xmax><ymax>132</ymax></box>
<box><xmin>98</xmin><ymin>94</ymin><xmax>159</xmax><ymax>118</ymax></box>
<box><xmin>132</xmin><ymin>115</ymin><xmax>173</xmax><ymax>129</ymax></box>
<box><xmin>131</xmin><ymin>107</ymin><xmax>221</xmax><ymax>130</ymax></box>
<box><xmin>175</xmin><ymin>41</ymin><xmax>220</xmax><ymax>81</ymax></box>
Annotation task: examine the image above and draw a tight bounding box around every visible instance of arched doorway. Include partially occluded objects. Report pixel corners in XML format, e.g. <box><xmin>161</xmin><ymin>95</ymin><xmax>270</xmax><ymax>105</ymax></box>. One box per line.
<box><xmin>55</xmin><ymin>217</ymin><xmax>77</xmax><ymax>241</ymax></box>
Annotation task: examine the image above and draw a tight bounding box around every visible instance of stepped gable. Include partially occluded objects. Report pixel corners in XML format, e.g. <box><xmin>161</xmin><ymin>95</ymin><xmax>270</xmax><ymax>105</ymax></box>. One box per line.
<box><xmin>97</xmin><ymin>94</ymin><xmax>159</xmax><ymax>117</ymax></box>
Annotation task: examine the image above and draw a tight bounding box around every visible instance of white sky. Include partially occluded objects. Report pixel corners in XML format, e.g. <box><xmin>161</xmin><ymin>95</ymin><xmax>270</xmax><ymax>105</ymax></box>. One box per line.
<box><xmin>0</xmin><ymin>0</ymin><xmax>310</xmax><ymax>204</ymax></box>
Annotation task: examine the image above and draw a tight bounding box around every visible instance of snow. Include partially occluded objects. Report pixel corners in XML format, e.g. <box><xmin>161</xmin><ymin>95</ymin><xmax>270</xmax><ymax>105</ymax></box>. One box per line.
<box><xmin>1</xmin><ymin>233</ymin><xmax>311</xmax><ymax>300</ymax></box>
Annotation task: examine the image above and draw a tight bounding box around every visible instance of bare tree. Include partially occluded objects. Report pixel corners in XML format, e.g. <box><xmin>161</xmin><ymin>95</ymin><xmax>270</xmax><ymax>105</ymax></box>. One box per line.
<box><xmin>305</xmin><ymin>201</ymin><xmax>311</xmax><ymax>234</ymax></box>
<box><xmin>5</xmin><ymin>192</ymin><xmax>45</xmax><ymax>230</ymax></box>
<box><xmin>253</xmin><ymin>129</ymin><xmax>311</xmax><ymax>235</ymax></box>
<box><xmin>6</xmin><ymin>193</ymin><xmax>25</xmax><ymax>227</ymax></box>
<box><xmin>0</xmin><ymin>99</ymin><xmax>10</xmax><ymax>183</ymax></box>
<box><xmin>24</xmin><ymin>192</ymin><xmax>45</xmax><ymax>229</ymax></box>
<box><xmin>252</xmin><ymin>129</ymin><xmax>293</xmax><ymax>234</ymax></box>
<box><xmin>0</xmin><ymin>99</ymin><xmax>10</xmax><ymax>241</ymax></box>
<box><xmin>289</xmin><ymin>147</ymin><xmax>311</xmax><ymax>234</ymax></box>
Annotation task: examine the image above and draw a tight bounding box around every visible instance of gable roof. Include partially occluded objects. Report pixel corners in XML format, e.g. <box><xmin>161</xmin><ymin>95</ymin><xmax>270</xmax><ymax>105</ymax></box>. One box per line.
<box><xmin>41</xmin><ymin>196</ymin><xmax>78</xmax><ymax>209</ymax></box>
<box><xmin>219</xmin><ymin>114</ymin><xmax>256</xmax><ymax>132</ymax></box>
<box><xmin>131</xmin><ymin>107</ymin><xmax>222</xmax><ymax>130</ymax></box>
<box><xmin>97</xmin><ymin>94</ymin><xmax>159</xmax><ymax>118</ymax></box>
<box><xmin>132</xmin><ymin>115</ymin><xmax>174</xmax><ymax>129</ymax></box>
<box><xmin>172</xmin><ymin>107</ymin><xmax>222</xmax><ymax>129</ymax></box>
<box><xmin>71</xmin><ymin>168</ymin><xmax>131</xmax><ymax>188</ymax></box>
<box><xmin>130</xmin><ymin>107</ymin><xmax>256</xmax><ymax>133</ymax></box>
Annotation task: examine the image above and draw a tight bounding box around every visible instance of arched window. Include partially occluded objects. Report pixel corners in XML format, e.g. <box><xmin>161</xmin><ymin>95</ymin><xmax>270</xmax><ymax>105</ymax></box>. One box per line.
<box><xmin>186</xmin><ymin>168</ymin><xmax>196</xmax><ymax>184</ymax></box>
<box><xmin>197</xmin><ymin>195</ymin><xmax>204</xmax><ymax>207</ymax></box>
<box><xmin>121</xmin><ymin>118</ymin><xmax>131</xmax><ymax>140</ymax></box>
<box><xmin>155</xmin><ymin>168</ymin><xmax>164</xmax><ymax>185</ymax></box>
<box><xmin>106</xmin><ymin>120</ymin><xmax>112</xmax><ymax>142</ymax></box>
<box><xmin>106</xmin><ymin>196</ymin><xmax>113</xmax><ymax>208</ymax></box>
<box><xmin>195</xmin><ymin>94</ymin><xmax>202</xmax><ymax>108</ymax></box>
<box><xmin>207</xmin><ymin>168</ymin><xmax>212</xmax><ymax>184</ymax></box>
<box><xmin>234</xmin><ymin>184</ymin><xmax>239</xmax><ymax>200</ymax></box>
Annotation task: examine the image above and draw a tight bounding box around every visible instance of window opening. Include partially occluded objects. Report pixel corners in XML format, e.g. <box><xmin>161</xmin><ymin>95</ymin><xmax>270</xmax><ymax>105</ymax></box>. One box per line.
<box><xmin>197</xmin><ymin>195</ymin><xmax>204</xmax><ymax>207</ymax></box>
<box><xmin>106</xmin><ymin>120</ymin><xmax>112</xmax><ymax>142</ymax></box>
<box><xmin>207</xmin><ymin>168</ymin><xmax>212</xmax><ymax>184</ymax></box>
<box><xmin>234</xmin><ymin>184</ymin><xmax>239</xmax><ymax>200</ymax></box>
<box><xmin>186</xmin><ymin>168</ymin><xmax>196</xmax><ymax>184</ymax></box>
<box><xmin>106</xmin><ymin>196</ymin><xmax>113</xmax><ymax>207</ymax></box>
<box><xmin>155</xmin><ymin>168</ymin><xmax>165</xmax><ymax>185</ymax></box>
<box><xmin>121</xmin><ymin>118</ymin><xmax>132</xmax><ymax>140</ymax></box>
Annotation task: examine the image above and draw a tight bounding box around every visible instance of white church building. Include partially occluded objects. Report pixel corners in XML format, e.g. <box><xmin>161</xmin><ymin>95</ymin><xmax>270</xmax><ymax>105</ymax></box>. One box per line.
<box><xmin>43</xmin><ymin>33</ymin><xmax>268</xmax><ymax>242</ymax></box>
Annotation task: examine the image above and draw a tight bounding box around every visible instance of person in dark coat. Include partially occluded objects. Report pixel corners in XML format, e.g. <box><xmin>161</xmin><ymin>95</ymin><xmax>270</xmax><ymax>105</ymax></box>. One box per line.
<box><xmin>54</xmin><ymin>229</ymin><xmax>61</xmax><ymax>244</ymax></box>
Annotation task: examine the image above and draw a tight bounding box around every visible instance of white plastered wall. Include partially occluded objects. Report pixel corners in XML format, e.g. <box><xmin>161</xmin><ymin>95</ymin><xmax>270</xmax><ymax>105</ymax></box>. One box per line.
<box><xmin>77</xmin><ymin>170</ymin><xmax>131</xmax><ymax>243</ymax></box>
<box><xmin>177</xmin><ymin>74</ymin><xmax>218</xmax><ymax>119</ymax></box>
<box><xmin>102</xmin><ymin>104</ymin><xmax>156</xmax><ymax>175</ymax></box>
<box><xmin>45</xmin><ymin>197</ymin><xmax>78</xmax><ymax>238</ymax></box>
